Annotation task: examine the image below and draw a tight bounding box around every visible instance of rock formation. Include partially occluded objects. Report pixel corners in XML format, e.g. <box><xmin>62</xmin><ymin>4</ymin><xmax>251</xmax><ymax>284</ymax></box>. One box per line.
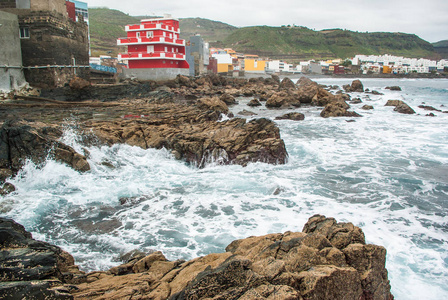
<box><xmin>0</xmin><ymin>215</ymin><xmax>394</xmax><ymax>300</ymax></box>
<box><xmin>385</xmin><ymin>100</ymin><xmax>415</xmax><ymax>114</ymax></box>
<box><xmin>343</xmin><ymin>80</ymin><xmax>364</xmax><ymax>93</ymax></box>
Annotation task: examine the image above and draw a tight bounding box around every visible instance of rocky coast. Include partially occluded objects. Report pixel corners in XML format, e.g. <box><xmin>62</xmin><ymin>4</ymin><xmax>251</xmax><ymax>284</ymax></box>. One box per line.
<box><xmin>0</xmin><ymin>214</ymin><xmax>394</xmax><ymax>299</ymax></box>
<box><xmin>1</xmin><ymin>74</ymin><xmax>426</xmax><ymax>299</ymax></box>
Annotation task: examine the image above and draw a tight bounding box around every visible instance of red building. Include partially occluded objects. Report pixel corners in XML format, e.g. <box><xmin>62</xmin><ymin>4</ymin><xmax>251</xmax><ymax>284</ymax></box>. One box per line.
<box><xmin>117</xmin><ymin>16</ymin><xmax>189</xmax><ymax>79</ymax></box>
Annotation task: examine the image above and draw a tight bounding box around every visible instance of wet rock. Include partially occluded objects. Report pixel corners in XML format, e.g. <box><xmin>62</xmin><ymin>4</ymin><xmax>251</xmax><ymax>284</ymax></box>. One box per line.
<box><xmin>394</xmin><ymin>103</ymin><xmax>415</xmax><ymax>114</ymax></box>
<box><xmin>279</xmin><ymin>77</ymin><xmax>296</xmax><ymax>90</ymax></box>
<box><xmin>0</xmin><ymin>120</ymin><xmax>90</xmax><ymax>176</ymax></box>
<box><xmin>362</xmin><ymin>105</ymin><xmax>374</xmax><ymax>110</ymax></box>
<box><xmin>385</xmin><ymin>86</ymin><xmax>402</xmax><ymax>91</ymax></box>
<box><xmin>275</xmin><ymin>112</ymin><xmax>305</xmax><ymax>121</ymax></box>
<box><xmin>384</xmin><ymin>100</ymin><xmax>404</xmax><ymax>107</ymax></box>
<box><xmin>0</xmin><ymin>217</ymin><xmax>85</xmax><ymax>298</ymax></box>
<box><xmin>271</xmin><ymin>74</ymin><xmax>281</xmax><ymax>85</ymax></box>
<box><xmin>266</xmin><ymin>91</ymin><xmax>301</xmax><ymax>108</ymax></box>
<box><xmin>238</xmin><ymin>110</ymin><xmax>258</xmax><ymax>116</ymax></box>
<box><xmin>418</xmin><ymin>105</ymin><xmax>441</xmax><ymax>112</ymax></box>
<box><xmin>4</xmin><ymin>215</ymin><xmax>393</xmax><ymax>300</ymax></box>
<box><xmin>426</xmin><ymin>113</ymin><xmax>436</xmax><ymax>117</ymax></box>
<box><xmin>350</xmin><ymin>98</ymin><xmax>363</xmax><ymax>104</ymax></box>
<box><xmin>0</xmin><ymin>182</ymin><xmax>15</xmax><ymax>196</ymax></box>
<box><xmin>321</xmin><ymin>102</ymin><xmax>362</xmax><ymax>118</ymax></box>
<box><xmin>343</xmin><ymin>80</ymin><xmax>364</xmax><ymax>92</ymax></box>
<box><xmin>219</xmin><ymin>93</ymin><xmax>237</xmax><ymax>105</ymax></box>
<box><xmin>247</xmin><ymin>99</ymin><xmax>262</xmax><ymax>107</ymax></box>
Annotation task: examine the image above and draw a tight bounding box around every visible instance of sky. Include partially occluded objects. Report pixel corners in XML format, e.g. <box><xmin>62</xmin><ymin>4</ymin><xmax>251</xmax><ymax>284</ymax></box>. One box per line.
<box><xmin>85</xmin><ymin>0</ymin><xmax>448</xmax><ymax>43</ymax></box>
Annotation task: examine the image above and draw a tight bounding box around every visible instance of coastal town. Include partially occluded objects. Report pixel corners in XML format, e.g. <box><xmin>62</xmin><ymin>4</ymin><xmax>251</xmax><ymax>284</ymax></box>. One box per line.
<box><xmin>0</xmin><ymin>1</ymin><xmax>447</xmax><ymax>300</ymax></box>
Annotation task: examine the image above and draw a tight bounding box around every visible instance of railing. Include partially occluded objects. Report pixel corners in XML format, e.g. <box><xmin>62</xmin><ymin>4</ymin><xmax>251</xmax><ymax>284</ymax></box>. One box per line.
<box><xmin>118</xmin><ymin>52</ymin><xmax>185</xmax><ymax>60</ymax></box>
<box><xmin>125</xmin><ymin>23</ymin><xmax>180</xmax><ymax>33</ymax></box>
<box><xmin>117</xmin><ymin>36</ymin><xmax>185</xmax><ymax>46</ymax></box>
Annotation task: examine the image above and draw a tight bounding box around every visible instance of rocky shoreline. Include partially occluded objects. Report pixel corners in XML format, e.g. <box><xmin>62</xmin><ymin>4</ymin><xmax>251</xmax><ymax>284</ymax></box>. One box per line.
<box><xmin>0</xmin><ymin>215</ymin><xmax>394</xmax><ymax>300</ymax></box>
<box><xmin>2</xmin><ymin>73</ymin><xmax>444</xmax><ymax>195</ymax></box>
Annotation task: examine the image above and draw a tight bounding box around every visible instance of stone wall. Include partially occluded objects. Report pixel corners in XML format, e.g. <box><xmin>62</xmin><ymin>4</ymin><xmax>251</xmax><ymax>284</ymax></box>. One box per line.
<box><xmin>17</xmin><ymin>11</ymin><xmax>89</xmax><ymax>88</ymax></box>
<box><xmin>0</xmin><ymin>11</ymin><xmax>27</xmax><ymax>91</ymax></box>
<box><xmin>0</xmin><ymin>0</ymin><xmax>16</xmax><ymax>9</ymax></box>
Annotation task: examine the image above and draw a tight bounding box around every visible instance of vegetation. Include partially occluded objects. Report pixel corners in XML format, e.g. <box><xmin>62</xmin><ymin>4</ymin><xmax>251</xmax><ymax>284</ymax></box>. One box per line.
<box><xmin>88</xmin><ymin>7</ymin><xmax>438</xmax><ymax>60</ymax></box>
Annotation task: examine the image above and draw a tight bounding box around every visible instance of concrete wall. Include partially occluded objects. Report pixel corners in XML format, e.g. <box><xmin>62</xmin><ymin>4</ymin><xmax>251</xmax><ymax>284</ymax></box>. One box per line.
<box><xmin>121</xmin><ymin>67</ymin><xmax>189</xmax><ymax>81</ymax></box>
<box><xmin>0</xmin><ymin>11</ymin><xmax>27</xmax><ymax>91</ymax></box>
<box><xmin>16</xmin><ymin>0</ymin><xmax>30</xmax><ymax>9</ymax></box>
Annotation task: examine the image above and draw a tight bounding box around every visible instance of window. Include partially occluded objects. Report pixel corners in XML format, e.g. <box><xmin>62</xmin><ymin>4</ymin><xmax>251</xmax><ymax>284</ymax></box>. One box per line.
<box><xmin>147</xmin><ymin>31</ymin><xmax>153</xmax><ymax>38</ymax></box>
<box><xmin>136</xmin><ymin>32</ymin><xmax>140</xmax><ymax>38</ymax></box>
<box><xmin>19</xmin><ymin>27</ymin><xmax>30</xmax><ymax>39</ymax></box>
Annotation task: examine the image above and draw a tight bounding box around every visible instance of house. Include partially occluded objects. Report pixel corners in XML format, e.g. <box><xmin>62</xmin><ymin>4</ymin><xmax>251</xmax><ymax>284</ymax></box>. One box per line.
<box><xmin>244</xmin><ymin>55</ymin><xmax>267</xmax><ymax>73</ymax></box>
<box><xmin>211</xmin><ymin>53</ymin><xmax>234</xmax><ymax>74</ymax></box>
<box><xmin>117</xmin><ymin>15</ymin><xmax>189</xmax><ymax>80</ymax></box>
<box><xmin>186</xmin><ymin>35</ymin><xmax>209</xmax><ymax>76</ymax></box>
<box><xmin>0</xmin><ymin>0</ymin><xmax>90</xmax><ymax>88</ymax></box>
<box><xmin>0</xmin><ymin>11</ymin><xmax>27</xmax><ymax>92</ymax></box>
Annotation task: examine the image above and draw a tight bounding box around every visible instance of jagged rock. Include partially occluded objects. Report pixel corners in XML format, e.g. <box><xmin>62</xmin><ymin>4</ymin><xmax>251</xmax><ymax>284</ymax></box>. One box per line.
<box><xmin>2</xmin><ymin>215</ymin><xmax>393</xmax><ymax>300</ymax></box>
<box><xmin>362</xmin><ymin>105</ymin><xmax>374</xmax><ymax>110</ymax></box>
<box><xmin>0</xmin><ymin>217</ymin><xmax>85</xmax><ymax>299</ymax></box>
<box><xmin>321</xmin><ymin>102</ymin><xmax>362</xmax><ymax>118</ymax></box>
<box><xmin>350</xmin><ymin>98</ymin><xmax>363</xmax><ymax>104</ymax></box>
<box><xmin>266</xmin><ymin>91</ymin><xmax>301</xmax><ymax>108</ymax></box>
<box><xmin>275</xmin><ymin>112</ymin><xmax>305</xmax><ymax>121</ymax></box>
<box><xmin>418</xmin><ymin>105</ymin><xmax>441</xmax><ymax>112</ymax></box>
<box><xmin>426</xmin><ymin>113</ymin><xmax>436</xmax><ymax>117</ymax></box>
<box><xmin>0</xmin><ymin>182</ymin><xmax>15</xmax><ymax>196</ymax></box>
<box><xmin>385</xmin><ymin>100</ymin><xmax>415</xmax><ymax>114</ymax></box>
<box><xmin>248</xmin><ymin>99</ymin><xmax>262</xmax><ymax>107</ymax></box>
<box><xmin>238</xmin><ymin>110</ymin><xmax>258</xmax><ymax>116</ymax></box>
<box><xmin>279</xmin><ymin>77</ymin><xmax>296</xmax><ymax>90</ymax></box>
<box><xmin>271</xmin><ymin>74</ymin><xmax>281</xmax><ymax>85</ymax></box>
<box><xmin>385</xmin><ymin>86</ymin><xmax>402</xmax><ymax>91</ymax></box>
<box><xmin>343</xmin><ymin>80</ymin><xmax>364</xmax><ymax>92</ymax></box>
<box><xmin>220</xmin><ymin>93</ymin><xmax>238</xmax><ymax>105</ymax></box>
<box><xmin>0</xmin><ymin>120</ymin><xmax>90</xmax><ymax>175</ymax></box>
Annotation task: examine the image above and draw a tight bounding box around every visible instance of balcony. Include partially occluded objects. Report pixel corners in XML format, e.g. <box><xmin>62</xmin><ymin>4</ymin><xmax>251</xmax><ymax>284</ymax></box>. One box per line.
<box><xmin>117</xmin><ymin>36</ymin><xmax>185</xmax><ymax>46</ymax></box>
<box><xmin>125</xmin><ymin>23</ymin><xmax>179</xmax><ymax>33</ymax></box>
<box><xmin>118</xmin><ymin>51</ymin><xmax>186</xmax><ymax>61</ymax></box>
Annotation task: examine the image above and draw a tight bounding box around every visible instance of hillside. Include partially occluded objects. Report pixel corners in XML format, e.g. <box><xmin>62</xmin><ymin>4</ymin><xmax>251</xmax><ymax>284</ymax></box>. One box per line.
<box><xmin>222</xmin><ymin>26</ymin><xmax>437</xmax><ymax>61</ymax></box>
<box><xmin>433</xmin><ymin>40</ymin><xmax>448</xmax><ymax>59</ymax></box>
<box><xmin>88</xmin><ymin>7</ymin><xmax>437</xmax><ymax>60</ymax></box>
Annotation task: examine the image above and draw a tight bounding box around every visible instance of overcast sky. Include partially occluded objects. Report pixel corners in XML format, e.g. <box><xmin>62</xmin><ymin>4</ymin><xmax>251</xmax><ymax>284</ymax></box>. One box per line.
<box><xmin>86</xmin><ymin>0</ymin><xmax>447</xmax><ymax>43</ymax></box>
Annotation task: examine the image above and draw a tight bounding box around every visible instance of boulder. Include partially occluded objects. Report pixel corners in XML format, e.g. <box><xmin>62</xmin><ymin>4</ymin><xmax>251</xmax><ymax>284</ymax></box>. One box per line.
<box><xmin>279</xmin><ymin>77</ymin><xmax>296</xmax><ymax>90</ymax></box>
<box><xmin>271</xmin><ymin>74</ymin><xmax>281</xmax><ymax>85</ymax></box>
<box><xmin>266</xmin><ymin>91</ymin><xmax>301</xmax><ymax>108</ymax></box>
<box><xmin>275</xmin><ymin>112</ymin><xmax>305</xmax><ymax>121</ymax></box>
<box><xmin>362</xmin><ymin>105</ymin><xmax>374</xmax><ymax>110</ymax></box>
<box><xmin>350</xmin><ymin>98</ymin><xmax>362</xmax><ymax>104</ymax></box>
<box><xmin>343</xmin><ymin>80</ymin><xmax>364</xmax><ymax>92</ymax></box>
<box><xmin>220</xmin><ymin>93</ymin><xmax>238</xmax><ymax>105</ymax></box>
<box><xmin>3</xmin><ymin>215</ymin><xmax>393</xmax><ymax>300</ymax></box>
<box><xmin>385</xmin><ymin>100</ymin><xmax>415</xmax><ymax>114</ymax></box>
<box><xmin>0</xmin><ymin>120</ymin><xmax>90</xmax><ymax>176</ymax></box>
<box><xmin>321</xmin><ymin>102</ymin><xmax>362</xmax><ymax>118</ymax></box>
<box><xmin>247</xmin><ymin>99</ymin><xmax>262</xmax><ymax>107</ymax></box>
<box><xmin>385</xmin><ymin>86</ymin><xmax>402</xmax><ymax>91</ymax></box>
<box><xmin>418</xmin><ymin>105</ymin><xmax>441</xmax><ymax>112</ymax></box>
<box><xmin>0</xmin><ymin>217</ymin><xmax>85</xmax><ymax>299</ymax></box>
<box><xmin>238</xmin><ymin>110</ymin><xmax>258</xmax><ymax>116</ymax></box>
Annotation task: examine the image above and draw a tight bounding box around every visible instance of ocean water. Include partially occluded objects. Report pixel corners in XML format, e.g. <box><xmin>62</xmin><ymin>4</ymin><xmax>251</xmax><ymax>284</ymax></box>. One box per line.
<box><xmin>1</xmin><ymin>78</ymin><xmax>447</xmax><ymax>299</ymax></box>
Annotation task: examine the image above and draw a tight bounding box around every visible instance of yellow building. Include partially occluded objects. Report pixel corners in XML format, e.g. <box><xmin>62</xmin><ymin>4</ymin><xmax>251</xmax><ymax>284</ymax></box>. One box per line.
<box><xmin>217</xmin><ymin>63</ymin><xmax>233</xmax><ymax>73</ymax></box>
<box><xmin>244</xmin><ymin>55</ymin><xmax>267</xmax><ymax>73</ymax></box>
<box><xmin>383</xmin><ymin>66</ymin><xmax>392</xmax><ymax>74</ymax></box>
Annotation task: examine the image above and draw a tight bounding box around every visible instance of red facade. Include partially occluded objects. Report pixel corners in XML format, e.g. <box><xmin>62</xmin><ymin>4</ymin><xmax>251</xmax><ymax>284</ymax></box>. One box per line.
<box><xmin>65</xmin><ymin>1</ymin><xmax>76</xmax><ymax>22</ymax></box>
<box><xmin>118</xmin><ymin>17</ymin><xmax>189</xmax><ymax>69</ymax></box>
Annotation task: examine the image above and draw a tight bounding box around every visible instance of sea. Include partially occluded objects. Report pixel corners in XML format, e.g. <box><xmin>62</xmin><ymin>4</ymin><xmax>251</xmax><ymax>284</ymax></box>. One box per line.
<box><xmin>1</xmin><ymin>77</ymin><xmax>447</xmax><ymax>299</ymax></box>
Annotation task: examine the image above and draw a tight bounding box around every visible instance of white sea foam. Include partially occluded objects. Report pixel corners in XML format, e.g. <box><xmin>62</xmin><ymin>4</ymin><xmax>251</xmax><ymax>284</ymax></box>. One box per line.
<box><xmin>1</xmin><ymin>78</ymin><xmax>447</xmax><ymax>299</ymax></box>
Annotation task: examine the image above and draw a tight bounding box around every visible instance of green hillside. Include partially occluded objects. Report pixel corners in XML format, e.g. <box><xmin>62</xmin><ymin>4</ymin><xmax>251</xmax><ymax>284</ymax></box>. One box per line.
<box><xmin>433</xmin><ymin>40</ymin><xmax>448</xmax><ymax>58</ymax></box>
<box><xmin>222</xmin><ymin>26</ymin><xmax>437</xmax><ymax>61</ymax></box>
<box><xmin>88</xmin><ymin>7</ymin><xmax>438</xmax><ymax>60</ymax></box>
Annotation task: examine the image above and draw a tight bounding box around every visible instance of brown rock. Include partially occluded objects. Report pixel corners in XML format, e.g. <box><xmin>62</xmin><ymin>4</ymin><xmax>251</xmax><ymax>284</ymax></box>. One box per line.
<box><xmin>385</xmin><ymin>86</ymin><xmax>401</xmax><ymax>91</ymax></box>
<box><xmin>362</xmin><ymin>105</ymin><xmax>374</xmax><ymax>110</ymax></box>
<box><xmin>279</xmin><ymin>77</ymin><xmax>296</xmax><ymax>90</ymax></box>
<box><xmin>220</xmin><ymin>93</ymin><xmax>238</xmax><ymax>105</ymax></box>
<box><xmin>248</xmin><ymin>99</ymin><xmax>262</xmax><ymax>107</ymax></box>
<box><xmin>344</xmin><ymin>80</ymin><xmax>364</xmax><ymax>92</ymax></box>
<box><xmin>266</xmin><ymin>91</ymin><xmax>301</xmax><ymax>108</ymax></box>
<box><xmin>394</xmin><ymin>103</ymin><xmax>415</xmax><ymax>114</ymax></box>
<box><xmin>320</xmin><ymin>102</ymin><xmax>362</xmax><ymax>118</ymax></box>
<box><xmin>69</xmin><ymin>76</ymin><xmax>90</xmax><ymax>90</ymax></box>
<box><xmin>275</xmin><ymin>112</ymin><xmax>305</xmax><ymax>121</ymax></box>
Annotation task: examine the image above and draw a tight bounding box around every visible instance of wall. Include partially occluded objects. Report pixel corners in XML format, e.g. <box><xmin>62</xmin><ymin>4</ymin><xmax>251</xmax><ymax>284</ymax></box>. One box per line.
<box><xmin>18</xmin><ymin>10</ymin><xmax>89</xmax><ymax>87</ymax></box>
<box><xmin>30</xmin><ymin>0</ymin><xmax>67</xmax><ymax>15</ymax></box>
<box><xmin>0</xmin><ymin>11</ymin><xmax>27</xmax><ymax>91</ymax></box>
<box><xmin>244</xmin><ymin>59</ymin><xmax>266</xmax><ymax>73</ymax></box>
<box><xmin>121</xmin><ymin>67</ymin><xmax>189</xmax><ymax>81</ymax></box>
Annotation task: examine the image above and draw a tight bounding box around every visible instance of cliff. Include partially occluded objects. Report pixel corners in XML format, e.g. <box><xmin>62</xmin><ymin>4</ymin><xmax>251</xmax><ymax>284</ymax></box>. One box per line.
<box><xmin>0</xmin><ymin>215</ymin><xmax>394</xmax><ymax>299</ymax></box>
